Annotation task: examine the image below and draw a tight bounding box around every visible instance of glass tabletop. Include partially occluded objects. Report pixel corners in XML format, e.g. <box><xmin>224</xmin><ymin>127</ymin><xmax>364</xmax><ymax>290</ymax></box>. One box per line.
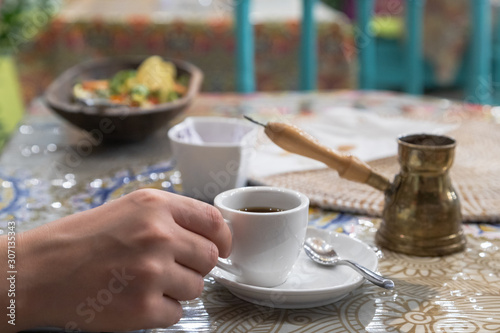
<box><xmin>5</xmin><ymin>91</ymin><xmax>500</xmax><ymax>332</ymax></box>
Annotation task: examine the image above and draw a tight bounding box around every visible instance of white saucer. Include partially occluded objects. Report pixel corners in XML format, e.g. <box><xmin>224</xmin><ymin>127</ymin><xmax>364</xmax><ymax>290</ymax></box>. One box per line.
<box><xmin>209</xmin><ymin>227</ymin><xmax>378</xmax><ymax>309</ymax></box>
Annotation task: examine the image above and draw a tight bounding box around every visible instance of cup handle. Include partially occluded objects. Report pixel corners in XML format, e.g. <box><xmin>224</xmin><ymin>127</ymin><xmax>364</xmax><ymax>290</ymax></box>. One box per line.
<box><xmin>215</xmin><ymin>219</ymin><xmax>241</xmax><ymax>276</ymax></box>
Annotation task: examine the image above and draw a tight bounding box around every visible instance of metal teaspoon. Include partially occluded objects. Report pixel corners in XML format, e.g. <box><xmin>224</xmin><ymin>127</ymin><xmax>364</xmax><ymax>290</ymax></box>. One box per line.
<box><xmin>304</xmin><ymin>237</ymin><xmax>395</xmax><ymax>289</ymax></box>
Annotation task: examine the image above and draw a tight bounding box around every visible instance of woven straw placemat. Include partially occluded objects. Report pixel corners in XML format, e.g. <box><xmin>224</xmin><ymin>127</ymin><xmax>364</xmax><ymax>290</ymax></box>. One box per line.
<box><xmin>251</xmin><ymin>119</ymin><xmax>500</xmax><ymax>223</ymax></box>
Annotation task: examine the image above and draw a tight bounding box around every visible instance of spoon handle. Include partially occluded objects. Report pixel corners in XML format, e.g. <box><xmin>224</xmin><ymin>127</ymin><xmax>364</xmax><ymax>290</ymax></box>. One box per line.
<box><xmin>338</xmin><ymin>259</ymin><xmax>395</xmax><ymax>289</ymax></box>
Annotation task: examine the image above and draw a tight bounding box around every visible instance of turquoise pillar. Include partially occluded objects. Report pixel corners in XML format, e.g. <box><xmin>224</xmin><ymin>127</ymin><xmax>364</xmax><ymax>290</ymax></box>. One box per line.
<box><xmin>356</xmin><ymin>0</ymin><xmax>376</xmax><ymax>90</ymax></box>
<box><xmin>493</xmin><ymin>4</ymin><xmax>500</xmax><ymax>104</ymax></box>
<box><xmin>300</xmin><ymin>0</ymin><xmax>317</xmax><ymax>91</ymax></box>
<box><xmin>467</xmin><ymin>0</ymin><xmax>491</xmax><ymax>105</ymax></box>
<box><xmin>235</xmin><ymin>0</ymin><xmax>255</xmax><ymax>93</ymax></box>
<box><xmin>405</xmin><ymin>0</ymin><xmax>424</xmax><ymax>94</ymax></box>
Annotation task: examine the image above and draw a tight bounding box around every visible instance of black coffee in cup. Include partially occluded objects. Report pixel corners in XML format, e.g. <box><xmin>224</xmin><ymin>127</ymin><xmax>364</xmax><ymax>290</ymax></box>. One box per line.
<box><xmin>238</xmin><ymin>206</ymin><xmax>286</xmax><ymax>213</ymax></box>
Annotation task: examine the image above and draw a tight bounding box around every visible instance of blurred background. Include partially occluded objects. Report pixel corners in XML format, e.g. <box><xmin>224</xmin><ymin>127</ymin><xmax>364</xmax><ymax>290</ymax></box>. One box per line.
<box><xmin>0</xmin><ymin>0</ymin><xmax>493</xmax><ymax>143</ymax></box>
<box><xmin>6</xmin><ymin>0</ymin><xmax>479</xmax><ymax>102</ymax></box>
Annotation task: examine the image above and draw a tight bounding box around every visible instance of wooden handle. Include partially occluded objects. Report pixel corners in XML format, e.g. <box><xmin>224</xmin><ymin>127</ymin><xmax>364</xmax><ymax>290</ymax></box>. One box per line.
<box><xmin>264</xmin><ymin>122</ymin><xmax>391</xmax><ymax>191</ymax></box>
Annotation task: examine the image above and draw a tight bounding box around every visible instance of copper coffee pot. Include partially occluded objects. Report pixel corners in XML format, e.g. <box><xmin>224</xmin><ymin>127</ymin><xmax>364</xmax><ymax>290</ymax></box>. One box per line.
<box><xmin>246</xmin><ymin>117</ymin><xmax>466</xmax><ymax>256</ymax></box>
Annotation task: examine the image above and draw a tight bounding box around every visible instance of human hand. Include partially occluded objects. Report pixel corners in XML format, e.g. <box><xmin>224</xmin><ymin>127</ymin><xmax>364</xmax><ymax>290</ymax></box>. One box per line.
<box><xmin>9</xmin><ymin>189</ymin><xmax>231</xmax><ymax>332</ymax></box>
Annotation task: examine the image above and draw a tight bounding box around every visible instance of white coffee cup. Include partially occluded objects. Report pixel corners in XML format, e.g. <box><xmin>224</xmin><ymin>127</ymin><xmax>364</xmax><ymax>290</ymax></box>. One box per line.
<box><xmin>168</xmin><ymin>117</ymin><xmax>257</xmax><ymax>202</ymax></box>
<box><xmin>214</xmin><ymin>186</ymin><xmax>309</xmax><ymax>287</ymax></box>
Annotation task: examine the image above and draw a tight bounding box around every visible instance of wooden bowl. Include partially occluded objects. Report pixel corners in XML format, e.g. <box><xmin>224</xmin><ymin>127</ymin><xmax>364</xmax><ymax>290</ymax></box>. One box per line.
<box><xmin>45</xmin><ymin>56</ymin><xmax>203</xmax><ymax>142</ymax></box>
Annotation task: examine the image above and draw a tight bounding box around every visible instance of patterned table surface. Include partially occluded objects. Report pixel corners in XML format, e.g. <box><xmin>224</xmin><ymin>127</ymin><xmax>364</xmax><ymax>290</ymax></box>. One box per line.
<box><xmin>5</xmin><ymin>91</ymin><xmax>500</xmax><ymax>332</ymax></box>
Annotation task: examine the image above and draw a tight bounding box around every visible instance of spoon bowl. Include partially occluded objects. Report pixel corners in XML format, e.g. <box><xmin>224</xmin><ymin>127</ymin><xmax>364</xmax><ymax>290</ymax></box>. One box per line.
<box><xmin>304</xmin><ymin>237</ymin><xmax>395</xmax><ymax>290</ymax></box>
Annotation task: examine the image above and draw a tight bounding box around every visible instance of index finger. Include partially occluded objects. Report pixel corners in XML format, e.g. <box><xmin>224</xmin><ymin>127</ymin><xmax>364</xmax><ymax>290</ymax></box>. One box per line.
<box><xmin>166</xmin><ymin>193</ymin><xmax>232</xmax><ymax>258</ymax></box>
